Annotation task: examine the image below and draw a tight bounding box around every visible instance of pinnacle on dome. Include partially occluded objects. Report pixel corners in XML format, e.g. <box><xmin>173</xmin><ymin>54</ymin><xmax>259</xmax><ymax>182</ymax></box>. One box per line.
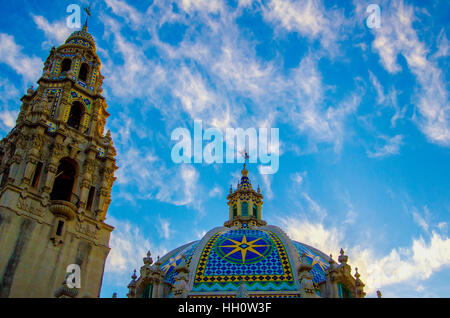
<box><xmin>225</xmin><ymin>164</ymin><xmax>266</xmax><ymax>228</ymax></box>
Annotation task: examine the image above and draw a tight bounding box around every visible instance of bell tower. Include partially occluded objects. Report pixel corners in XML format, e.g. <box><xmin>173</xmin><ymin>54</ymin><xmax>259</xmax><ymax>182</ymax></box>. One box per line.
<box><xmin>0</xmin><ymin>24</ymin><xmax>117</xmax><ymax>298</ymax></box>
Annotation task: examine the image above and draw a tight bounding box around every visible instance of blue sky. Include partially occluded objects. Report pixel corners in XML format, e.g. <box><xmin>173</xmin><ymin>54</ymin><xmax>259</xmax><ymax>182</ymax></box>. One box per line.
<box><xmin>0</xmin><ymin>0</ymin><xmax>449</xmax><ymax>298</ymax></box>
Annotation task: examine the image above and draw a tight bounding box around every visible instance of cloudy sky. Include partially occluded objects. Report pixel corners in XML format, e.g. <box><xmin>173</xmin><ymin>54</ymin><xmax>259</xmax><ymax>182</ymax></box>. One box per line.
<box><xmin>0</xmin><ymin>0</ymin><xmax>449</xmax><ymax>298</ymax></box>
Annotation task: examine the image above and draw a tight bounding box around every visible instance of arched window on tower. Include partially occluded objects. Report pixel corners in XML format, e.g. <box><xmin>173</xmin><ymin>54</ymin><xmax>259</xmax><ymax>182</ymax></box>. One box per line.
<box><xmin>252</xmin><ymin>205</ymin><xmax>257</xmax><ymax>218</ymax></box>
<box><xmin>67</xmin><ymin>102</ymin><xmax>84</xmax><ymax>131</ymax></box>
<box><xmin>50</xmin><ymin>158</ymin><xmax>78</xmax><ymax>203</ymax></box>
<box><xmin>60</xmin><ymin>58</ymin><xmax>72</xmax><ymax>75</ymax></box>
<box><xmin>78</xmin><ymin>63</ymin><xmax>89</xmax><ymax>82</ymax></box>
<box><xmin>241</xmin><ymin>202</ymin><xmax>248</xmax><ymax>217</ymax></box>
<box><xmin>233</xmin><ymin>205</ymin><xmax>237</xmax><ymax>219</ymax></box>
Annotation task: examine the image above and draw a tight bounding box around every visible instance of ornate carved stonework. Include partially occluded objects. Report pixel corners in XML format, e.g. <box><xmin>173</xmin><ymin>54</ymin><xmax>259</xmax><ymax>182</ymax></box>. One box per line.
<box><xmin>17</xmin><ymin>198</ymin><xmax>45</xmax><ymax>217</ymax></box>
<box><xmin>0</xmin><ymin>24</ymin><xmax>117</xmax><ymax>298</ymax></box>
<box><xmin>75</xmin><ymin>221</ymin><xmax>98</xmax><ymax>239</ymax></box>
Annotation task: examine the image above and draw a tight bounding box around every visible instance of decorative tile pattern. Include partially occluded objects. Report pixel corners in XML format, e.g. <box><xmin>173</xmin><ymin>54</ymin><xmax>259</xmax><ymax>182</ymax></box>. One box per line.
<box><xmin>45</xmin><ymin>88</ymin><xmax>62</xmax><ymax>118</ymax></box>
<box><xmin>97</xmin><ymin>147</ymin><xmax>105</xmax><ymax>158</ymax></box>
<box><xmin>292</xmin><ymin>241</ymin><xmax>330</xmax><ymax>283</ymax></box>
<box><xmin>161</xmin><ymin>241</ymin><xmax>200</xmax><ymax>285</ymax></box>
<box><xmin>47</xmin><ymin>122</ymin><xmax>56</xmax><ymax>134</ymax></box>
<box><xmin>192</xmin><ymin>229</ymin><xmax>295</xmax><ymax>292</ymax></box>
<box><xmin>66</xmin><ymin>38</ymin><xmax>92</xmax><ymax>48</ymax></box>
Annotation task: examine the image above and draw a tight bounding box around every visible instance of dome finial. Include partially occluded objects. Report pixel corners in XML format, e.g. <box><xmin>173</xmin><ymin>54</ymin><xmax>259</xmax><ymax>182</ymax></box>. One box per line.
<box><xmin>241</xmin><ymin>163</ymin><xmax>248</xmax><ymax>177</ymax></box>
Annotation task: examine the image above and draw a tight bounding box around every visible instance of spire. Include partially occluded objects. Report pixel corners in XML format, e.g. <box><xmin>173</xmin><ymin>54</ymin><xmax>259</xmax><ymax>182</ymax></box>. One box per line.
<box><xmin>83</xmin><ymin>5</ymin><xmax>92</xmax><ymax>31</ymax></box>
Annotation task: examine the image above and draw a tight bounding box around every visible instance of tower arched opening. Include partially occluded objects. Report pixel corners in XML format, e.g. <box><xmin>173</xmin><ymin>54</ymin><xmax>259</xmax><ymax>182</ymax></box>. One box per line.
<box><xmin>60</xmin><ymin>58</ymin><xmax>72</xmax><ymax>75</ymax></box>
<box><xmin>78</xmin><ymin>63</ymin><xmax>90</xmax><ymax>82</ymax></box>
<box><xmin>67</xmin><ymin>101</ymin><xmax>85</xmax><ymax>131</ymax></box>
<box><xmin>50</xmin><ymin>158</ymin><xmax>78</xmax><ymax>203</ymax></box>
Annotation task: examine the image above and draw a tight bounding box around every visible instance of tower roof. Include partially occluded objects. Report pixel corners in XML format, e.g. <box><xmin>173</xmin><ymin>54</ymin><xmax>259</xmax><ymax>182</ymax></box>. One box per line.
<box><xmin>65</xmin><ymin>26</ymin><xmax>96</xmax><ymax>51</ymax></box>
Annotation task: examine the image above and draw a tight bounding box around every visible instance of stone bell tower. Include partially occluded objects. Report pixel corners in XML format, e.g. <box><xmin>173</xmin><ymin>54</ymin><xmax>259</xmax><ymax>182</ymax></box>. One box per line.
<box><xmin>0</xmin><ymin>24</ymin><xmax>117</xmax><ymax>298</ymax></box>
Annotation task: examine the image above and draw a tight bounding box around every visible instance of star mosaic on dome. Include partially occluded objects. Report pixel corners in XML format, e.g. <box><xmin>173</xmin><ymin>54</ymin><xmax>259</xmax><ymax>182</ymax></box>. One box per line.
<box><xmin>216</xmin><ymin>234</ymin><xmax>271</xmax><ymax>264</ymax></box>
<box><xmin>193</xmin><ymin>229</ymin><xmax>295</xmax><ymax>291</ymax></box>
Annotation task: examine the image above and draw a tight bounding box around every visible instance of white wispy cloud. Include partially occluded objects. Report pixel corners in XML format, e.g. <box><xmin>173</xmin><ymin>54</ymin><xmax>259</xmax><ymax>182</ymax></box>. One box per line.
<box><xmin>290</xmin><ymin>171</ymin><xmax>306</xmax><ymax>189</ymax></box>
<box><xmin>104</xmin><ymin>0</ymin><xmax>145</xmax><ymax>27</ymax></box>
<box><xmin>282</xmin><ymin>214</ymin><xmax>450</xmax><ymax>296</ymax></box>
<box><xmin>351</xmin><ymin>231</ymin><xmax>450</xmax><ymax>295</ymax></box>
<box><xmin>0</xmin><ymin>78</ymin><xmax>20</xmax><ymax>130</ymax></box>
<box><xmin>0</xmin><ymin>33</ymin><xmax>42</xmax><ymax>83</ymax></box>
<box><xmin>180</xmin><ymin>0</ymin><xmax>224</xmax><ymax>14</ymax></box>
<box><xmin>262</xmin><ymin>0</ymin><xmax>347</xmax><ymax>50</ymax></box>
<box><xmin>99</xmin><ymin>1</ymin><xmax>360</xmax><ymax>154</ymax></box>
<box><xmin>104</xmin><ymin>217</ymin><xmax>168</xmax><ymax>278</ymax></box>
<box><xmin>158</xmin><ymin>216</ymin><xmax>172</xmax><ymax>240</ymax></box>
<box><xmin>31</xmin><ymin>14</ymin><xmax>72</xmax><ymax>47</ymax></box>
<box><xmin>366</xmin><ymin>1</ymin><xmax>450</xmax><ymax>146</ymax></box>
<box><xmin>367</xmin><ymin>134</ymin><xmax>404</xmax><ymax>158</ymax></box>
<box><xmin>208</xmin><ymin>186</ymin><xmax>222</xmax><ymax>198</ymax></box>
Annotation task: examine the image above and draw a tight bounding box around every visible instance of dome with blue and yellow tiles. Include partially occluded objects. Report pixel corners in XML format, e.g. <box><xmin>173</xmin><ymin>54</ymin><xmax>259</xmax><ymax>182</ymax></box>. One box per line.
<box><xmin>65</xmin><ymin>25</ymin><xmax>96</xmax><ymax>51</ymax></box>
<box><xmin>158</xmin><ymin>228</ymin><xmax>331</xmax><ymax>298</ymax></box>
<box><xmin>131</xmin><ymin>164</ymin><xmax>366</xmax><ymax>298</ymax></box>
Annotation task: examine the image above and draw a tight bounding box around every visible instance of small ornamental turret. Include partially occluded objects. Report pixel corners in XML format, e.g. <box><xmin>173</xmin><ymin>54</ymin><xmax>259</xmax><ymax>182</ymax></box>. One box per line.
<box><xmin>173</xmin><ymin>255</ymin><xmax>190</xmax><ymax>298</ymax></box>
<box><xmin>298</xmin><ymin>253</ymin><xmax>318</xmax><ymax>298</ymax></box>
<box><xmin>26</xmin><ymin>85</ymin><xmax>35</xmax><ymax>96</ymax></box>
<box><xmin>155</xmin><ymin>255</ymin><xmax>162</xmax><ymax>267</ymax></box>
<box><xmin>127</xmin><ymin>270</ymin><xmax>138</xmax><ymax>298</ymax></box>
<box><xmin>225</xmin><ymin>164</ymin><xmax>266</xmax><ymax>229</ymax></box>
<box><xmin>143</xmin><ymin>250</ymin><xmax>153</xmax><ymax>266</ymax></box>
<box><xmin>377</xmin><ymin>290</ymin><xmax>382</xmax><ymax>298</ymax></box>
<box><xmin>338</xmin><ymin>248</ymin><xmax>348</xmax><ymax>264</ymax></box>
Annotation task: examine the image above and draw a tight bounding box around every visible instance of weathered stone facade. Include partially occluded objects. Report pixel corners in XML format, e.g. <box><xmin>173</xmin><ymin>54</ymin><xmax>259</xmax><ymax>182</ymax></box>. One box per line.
<box><xmin>0</xmin><ymin>25</ymin><xmax>117</xmax><ymax>298</ymax></box>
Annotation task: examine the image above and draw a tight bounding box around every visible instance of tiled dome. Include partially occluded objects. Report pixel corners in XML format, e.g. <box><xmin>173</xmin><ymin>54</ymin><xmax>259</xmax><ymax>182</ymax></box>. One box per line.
<box><xmin>157</xmin><ymin>226</ymin><xmax>331</xmax><ymax>297</ymax></box>
<box><xmin>65</xmin><ymin>28</ymin><xmax>96</xmax><ymax>51</ymax></box>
